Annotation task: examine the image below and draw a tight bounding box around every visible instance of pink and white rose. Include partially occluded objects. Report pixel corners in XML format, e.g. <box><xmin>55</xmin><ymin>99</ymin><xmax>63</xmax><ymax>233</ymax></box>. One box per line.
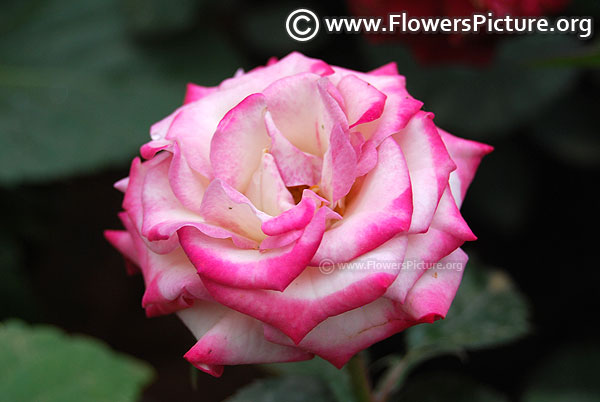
<box><xmin>105</xmin><ymin>52</ymin><xmax>492</xmax><ymax>377</ymax></box>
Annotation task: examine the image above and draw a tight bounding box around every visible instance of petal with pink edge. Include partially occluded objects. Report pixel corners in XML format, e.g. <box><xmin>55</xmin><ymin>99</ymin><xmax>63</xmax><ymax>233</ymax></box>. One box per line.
<box><xmin>320</xmin><ymin>124</ymin><xmax>358</xmax><ymax>204</ymax></box>
<box><xmin>115</xmin><ymin>212</ymin><xmax>213</xmax><ymax>317</ymax></box>
<box><xmin>123</xmin><ymin>154</ymin><xmax>179</xmax><ymax>254</ymax></box>
<box><xmin>330</xmin><ymin>67</ymin><xmax>423</xmax><ymax>148</ymax></box>
<box><xmin>183</xmin><ymin>82</ymin><xmax>218</xmax><ymax>104</ymax></box>
<box><xmin>368</xmin><ymin>62</ymin><xmax>399</xmax><ymax>76</ymax></box>
<box><xmin>202</xmin><ymin>236</ymin><xmax>408</xmax><ymax>343</ymax></box>
<box><xmin>393</xmin><ymin>111</ymin><xmax>456</xmax><ymax>233</ymax></box>
<box><xmin>104</xmin><ymin>229</ymin><xmax>139</xmax><ymax>267</ymax></box>
<box><xmin>141</xmin><ymin>247</ymin><xmax>215</xmax><ymax>317</ymax></box>
<box><xmin>264</xmin><ymin>298</ymin><xmax>420</xmax><ymax>368</ymax></box>
<box><xmin>178</xmin><ymin>302</ymin><xmax>313</xmax><ymax>377</ymax></box>
<box><xmin>264</xmin><ymin>249</ymin><xmax>467</xmax><ymax>368</ymax></box>
<box><xmin>263</xmin><ymin>73</ymin><xmax>348</xmax><ymax>156</ymax></box>
<box><xmin>198</xmin><ymin>179</ymin><xmax>269</xmax><ymax>243</ymax></box>
<box><xmin>439</xmin><ymin>129</ymin><xmax>493</xmax><ymax>207</ymax></box>
<box><xmin>401</xmin><ymin>248</ymin><xmax>468</xmax><ymax>320</ymax></box>
<box><xmin>311</xmin><ymin>137</ymin><xmax>412</xmax><ymax>264</ymax></box>
<box><xmin>265</xmin><ymin>111</ymin><xmax>322</xmax><ymax>187</ymax></box>
<box><xmin>337</xmin><ymin>74</ymin><xmax>387</xmax><ymax>128</ymax></box>
<box><xmin>138</xmin><ymin>157</ymin><xmax>258</xmax><ymax>249</ymax></box>
<box><xmin>385</xmin><ymin>186</ymin><xmax>476</xmax><ymax>303</ymax></box>
<box><xmin>178</xmin><ymin>207</ymin><xmax>332</xmax><ymax>291</ymax></box>
<box><xmin>168</xmin><ymin>142</ymin><xmax>208</xmax><ymax>214</ymax></box>
<box><xmin>218</xmin><ymin>51</ymin><xmax>334</xmax><ymax>93</ymax></box>
<box><xmin>210</xmin><ymin>94</ymin><xmax>270</xmax><ymax>192</ymax></box>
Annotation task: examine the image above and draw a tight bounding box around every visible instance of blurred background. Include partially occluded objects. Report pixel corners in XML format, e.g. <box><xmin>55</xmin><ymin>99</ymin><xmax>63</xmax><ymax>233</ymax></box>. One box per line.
<box><xmin>1</xmin><ymin>0</ymin><xmax>599</xmax><ymax>401</ymax></box>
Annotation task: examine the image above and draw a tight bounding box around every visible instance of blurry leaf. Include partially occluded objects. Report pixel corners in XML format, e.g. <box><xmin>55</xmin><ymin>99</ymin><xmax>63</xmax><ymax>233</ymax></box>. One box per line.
<box><xmin>123</xmin><ymin>0</ymin><xmax>201</xmax><ymax>36</ymax></box>
<box><xmin>226</xmin><ymin>376</ymin><xmax>335</xmax><ymax>402</ymax></box>
<box><xmin>0</xmin><ymin>0</ymin><xmax>243</xmax><ymax>185</ymax></box>
<box><xmin>0</xmin><ymin>320</ymin><xmax>154</xmax><ymax>402</ymax></box>
<box><xmin>263</xmin><ymin>357</ymin><xmax>356</xmax><ymax>402</ymax></box>
<box><xmin>396</xmin><ymin>372</ymin><xmax>509</xmax><ymax>402</ymax></box>
<box><xmin>530</xmin><ymin>90</ymin><xmax>600</xmax><ymax>168</ymax></box>
<box><xmin>362</xmin><ymin>35</ymin><xmax>580</xmax><ymax>141</ymax></box>
<box><xmin>405</xmin><ymin>264</ymin><xmax>531</xmax><ymax>352</ymax></box>
<box><xmin>523</xmin><ymin>344</ymin><xmax>600</xmax><ymax>402</ymax></box>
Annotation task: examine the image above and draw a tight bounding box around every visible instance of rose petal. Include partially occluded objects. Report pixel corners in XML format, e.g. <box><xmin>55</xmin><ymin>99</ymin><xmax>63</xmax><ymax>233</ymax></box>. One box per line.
<box><xmin>137</xmin><ymin>156</ymin><xmax>258</xmax><ymax>249</ymax></box>
<box><xmin>179</xmin><ymin>302</ymin><xmax>313</xmax><ymax>377</ymax></box>
<box><xmin>331</xmin><ymin>67</ymin><xmax>423</xmax><ymax>148</ymax></box>
<box><xmin>218</xmin><ymin>52</ymin><xmax>334</xmax><ymax>93</ymax></box>
<box><xmin>183</xmin><ymin>82</ymin><xmax>218</xmax><ymax>104</ymax></box>
<box><xmin>104</xmin><ymin>229</ymin><xmax>139</xmax><ymax>266</ymax></box>
<box><xmin>263</xmin><ymin>298</ymin><xmax>418</xmax><ymax>368</ymax></box>
<box><xmin>202</xmin><ymin>236</ymin><xmax>408</xmax><ymax>344</ymax></box>
<box><xmin>198</xmin><ymin>179</ymin><xmax>269</xmax><ymax>243</ymax></box>
<box><xmin>123</xmin><ymin>154</ymin><xmax>179</xmax><ymax>254</ymax></box>
<box><xmin>168</xmin><ymin>142</ymin><xmax>208</xmax><ymax>213</ymax></box>
<box><xmin>245</xmin><ymin>152</ymin><xmax>295</xmax><ymax>216</ymax></box>
<box><xmin>116</xmin><ymin>212</ymin><xmax>212</xmax><ymax>317</ymax></box>
<box><xmin>311</xmin><ymin>137</ymin><xmax>412</xmax><ymax>264</ymax></box>
<box><xmin>263</xmin><ymin>73</ymin><xmax>348</xmax><ymax>156</ymax></box>
<box><xmin>368</xmin><ymin>62</ymin><xmax>399</xmax><ymax>76</ymax></box>
<box><xmin>393</xmin><ymin>111</ymin><xmax>456</xmax><ymax>233</ymax></box>
<box><xmin>337</xmin><ymin>74</ymin><xmax>387</xmax><ymax>128</ymax></box>
<box><xmin>320</xmin><ymin>124</ymin><xmax>358</xmax><ymax>204</ymax></box>
<box><xmin>385</xmin><ymin>185</ymin><xmax>476</xmax><ymax>303</ymax></box>
<box><xmin>439</xmin><ymin>129</ymin><xmax>494</xmax><ymax>207</ymax></box>
<box><xmin>210</xmin><ymin>94</ymin><xmax>270</xmax><ymax>192</ymax></box>
<box><xmin>261</xmin><ymin>191</ymin><xmax>319</xmax><ymax>236</ymax></box>
<box><xmin>265</xmin><ymin>111</ymin><xmax>322</xmax><ymax>187</ymax></box>
<box><xmin>401</xmin><ymin>248</ymin><xmax>467</xmax><ymax>319</ymax></box>
<box><xmin>178</xmin><ymin>207</ymin><xmax>332</xmax><ymax>291</ymax></box>
<box><xmin>264</xmin><ymin>248</ymin><xmax>467</xmax><ymax>368</ymax></box>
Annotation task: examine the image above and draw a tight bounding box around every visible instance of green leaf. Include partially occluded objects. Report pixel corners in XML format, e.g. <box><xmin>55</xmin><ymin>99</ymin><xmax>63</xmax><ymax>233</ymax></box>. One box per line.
<box><xmin>0</xmin><ymin>320</ymin><xmax>154</xmax><ymax>402</ymax></box>
<box><xmin>123</xmin><ymin>0</ymin><xmax>201</xmax><ymax>37</ymax></box>
<box><xmin>396</xmin><ymin>372</ymin><xmax>509</xmax><ymax>402</ymax></box>
<box><xmin>263</xmin><ymin>357</ymin><xmax>357</xmax><ymax>402</ymax></box>
<box><xmin>361</xmin><ymin>34</ymin><xmax>580</xmax><ymax>141</ymax></box>
<box><xmin>375</xmin><ymin>262</ymin><xmax>530</xmax><ymax>399</ymax></box>
<box><xmin>0</xmin><ymin>0</ymin><xmax>243</xmax><ymax>185</ymax></box>
<box><xmin>523</xmin><ymin>344</ymin><xmax>600</xmax><ymax>402</ymax></box>
<box><xmin>226</xmin><ymin>376</ymin><xmax>335</xmax><ymax>402</ymax></box>
<box><xmin>405</xmin><ymin>264</ymin><xmax>531</xmax><ymax>352</ymax></box>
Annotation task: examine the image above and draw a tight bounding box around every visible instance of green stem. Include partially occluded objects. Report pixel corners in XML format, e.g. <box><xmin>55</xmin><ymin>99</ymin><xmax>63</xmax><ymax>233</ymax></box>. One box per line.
<box><xmin>373</xmin><ymin>357</ymin><xmax>408</xmax><ymax>402</ymax></box>
<box><xmin>347</xmin><ymin>354</ymin><xmax>373</xmax><ymax>402</ymax></box>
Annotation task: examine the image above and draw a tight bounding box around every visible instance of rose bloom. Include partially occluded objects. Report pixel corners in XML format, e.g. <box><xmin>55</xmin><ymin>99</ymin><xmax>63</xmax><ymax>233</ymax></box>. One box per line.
<box><xmin>348</xmin><ymin>0</ymin><xmax>571</xmax><ymax>64</ymax></box>
<box><xmin>106</xmin><ymin>52</ymin><xmax>492</xmax><ymax>376</ymax></box>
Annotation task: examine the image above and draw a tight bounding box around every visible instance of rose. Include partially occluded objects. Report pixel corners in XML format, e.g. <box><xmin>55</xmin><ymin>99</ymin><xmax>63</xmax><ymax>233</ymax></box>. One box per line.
<box><xmin>348</xmin><ymin>0</ymin><xmax>571</xmax><ymax>64</ymax></box>
<box><xmin>105</xmin><ymin>52</ymin><xmax>492</xmax><ymax>377</ymax></box>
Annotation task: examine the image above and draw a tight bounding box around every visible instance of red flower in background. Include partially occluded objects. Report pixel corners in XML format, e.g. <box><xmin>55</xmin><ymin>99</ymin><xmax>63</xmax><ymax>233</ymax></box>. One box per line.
<box><xmin>348</xmin><ymin>0</ymin><xmax>571</xmax><ymax>65</ymax></box>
